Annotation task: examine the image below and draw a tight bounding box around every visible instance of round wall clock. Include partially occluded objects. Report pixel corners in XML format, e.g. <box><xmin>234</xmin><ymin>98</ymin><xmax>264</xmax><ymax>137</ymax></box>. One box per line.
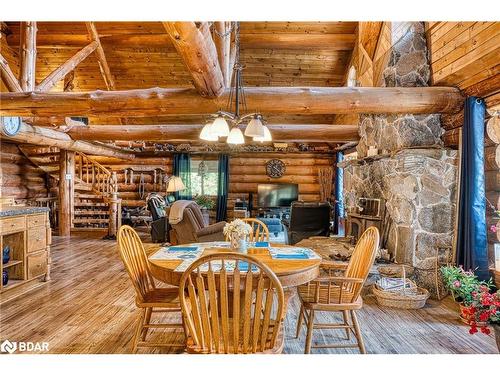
<box><xmin>266</xmin><ymin>159</ymin><xmax>286</xmax><ymax>178</ymax></box>
<box><xmin>1</xmin><ymin>116</ymin><xmax>22</xmax><ymax>136</ymax></box>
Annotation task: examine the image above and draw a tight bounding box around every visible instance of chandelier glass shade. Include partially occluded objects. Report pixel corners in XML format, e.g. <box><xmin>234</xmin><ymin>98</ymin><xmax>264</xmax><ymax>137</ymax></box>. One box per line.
<box><xmin>210</xmin><ymin>115</ymin><xmax>230</xmax><ymax>137</ymax></box>
<box><xmin>227</xmin><ymin>127</ymin><xmax>245</xmax><ymax>144</ymax></box>
<box><xmin>253</xmin><ymin>125</ymin><xmax>272</xmax><ymax>142</ymax></box>
<box><xmin>244</xmin><ymin>115</ymin><xmax>265</xmax><ymax>138</ymax></box>
<box><xmin>199</xmin><ymin>122</ymin><xmax>218</xmax><ymax>141</ymax></box>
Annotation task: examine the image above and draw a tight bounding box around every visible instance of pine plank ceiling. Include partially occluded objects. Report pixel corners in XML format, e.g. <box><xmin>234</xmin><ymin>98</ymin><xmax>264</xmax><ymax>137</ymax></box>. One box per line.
<box><xmin>2</xmin><ymin>22</ymin><xmax>357</xmax><ymax>147</ymax></box>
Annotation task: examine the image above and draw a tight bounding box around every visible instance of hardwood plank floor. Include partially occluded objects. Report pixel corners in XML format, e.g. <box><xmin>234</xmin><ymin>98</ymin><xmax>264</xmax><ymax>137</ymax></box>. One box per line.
<box><xmin>0</xmin><ymin>232</ymin><xmax>497</xmax><ymax>354</ymax></box>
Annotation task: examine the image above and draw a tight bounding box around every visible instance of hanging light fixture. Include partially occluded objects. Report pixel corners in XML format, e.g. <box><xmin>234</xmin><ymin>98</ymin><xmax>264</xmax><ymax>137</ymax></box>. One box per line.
<box><xmin>200</xmin><ymin>22</ymin><xmax>271</xmax><ymax>145</ymax></box>
<box><xmin>253</xmin><ymin>125</ymin><xmax>273</xmax><ymax>142</ymax></box>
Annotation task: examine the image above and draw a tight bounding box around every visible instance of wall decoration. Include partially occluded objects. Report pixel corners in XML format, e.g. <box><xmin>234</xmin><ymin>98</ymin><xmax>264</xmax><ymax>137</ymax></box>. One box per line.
<box><xmin>266</xmin><ymin>159</ymin><xmax>286</xmax><ymax>178</ymax></box>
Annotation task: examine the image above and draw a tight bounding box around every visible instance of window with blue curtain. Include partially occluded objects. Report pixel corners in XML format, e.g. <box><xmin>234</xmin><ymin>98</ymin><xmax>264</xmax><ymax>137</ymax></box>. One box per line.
<box><xmin>216</xmin><ymin>154</ymin><xmax>229</xmax><ymax>222</ymax></box>
<box><xmin>172</xmin><ymin>153</ymin><xmax>192</xmax><ymax>200</ymax></box>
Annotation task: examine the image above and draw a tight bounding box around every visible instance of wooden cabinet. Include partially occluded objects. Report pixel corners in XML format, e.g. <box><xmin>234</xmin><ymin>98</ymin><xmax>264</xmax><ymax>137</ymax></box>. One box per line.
<box><xmin>0</xmin><ymin>207</ymin><xmax>51</xmax><ymax>303</ymax></box>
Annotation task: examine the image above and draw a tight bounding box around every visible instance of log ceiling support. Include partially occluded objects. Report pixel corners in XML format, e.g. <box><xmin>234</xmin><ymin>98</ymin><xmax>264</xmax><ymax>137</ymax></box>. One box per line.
<box><xmin>163</xmin><ymin>22</ymin><xmax>224</xmax><ymax>97</ymax></box>
<box><xmin>18</xmin><ymin>21</ymin><xmax>37</xmax><ymax>91</ymax></box>
<box><xmin>66</xmin><ymin>124</ymin><xmax>360</xmax><ymax>142</ymax></box>
<box><xmin>0</xmin><ymin>120</ymin><xmax>135</xmax><ymax>160</ymax></box>
<box><xmin>85</xmin><ymin>22</ymin><xmax>116</xmax><ymax>90</ymax></box>
<box><xmin>35</xmin><ymin>41</ymin><xmax>98</xmax><ymax>92</ymax></box>
<box><xmin>0</xmin><ymin>87</ymin><xmax>465</xmax><ymax>117</ymax></box>
<box><xmin>58</xmin><ymin>149</ymin><xmax>74</xmax><ymax>237</ymax></box>
<box><xmin>0</xmin><ymin>53</ymin><xmax>22</xmax><ymax>92</ymax></box>
<box><xmin>213</xmin><ymin>21</ymin><xmax>231</xmax><ymax>88</ymax></box>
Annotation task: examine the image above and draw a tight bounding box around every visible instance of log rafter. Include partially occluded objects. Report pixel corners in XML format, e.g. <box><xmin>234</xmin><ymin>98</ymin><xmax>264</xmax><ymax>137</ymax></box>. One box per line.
<box><xmin>66</xmin><ymin>124</ymin><xmax>360</xmax><ymax>143</ymax></box>
<box><xmin>0</xmin><ymin>53</ymin><xmax>22</xmax><ymax>92</ymax></box>
<box><xmin>0</xmin><ymin>120</ymin><xmax>134</xmax><ymax>160</ymax></box>
<box><xmin>163</xmin><ymin>22</ymin><xmax>224</xmax><ymax>97</ymax></box>
<box><xmin>85</xmin><ymin>22</ymin><xmax>116</xmax><ymax>90</ymax></box>
<box><xmin>18</xmin><ymin>21</ymin><xmax>37</xmax><ymax>91</ymax></box>
<box><xmin>35</xmin><ymin>41</ymin><xmax>98</xmax><ymax>92</ymax></box>
<box><xmin>0</xmin><ymin>86</ymin><xmax>465</xmax><ymax>118</ymax></box>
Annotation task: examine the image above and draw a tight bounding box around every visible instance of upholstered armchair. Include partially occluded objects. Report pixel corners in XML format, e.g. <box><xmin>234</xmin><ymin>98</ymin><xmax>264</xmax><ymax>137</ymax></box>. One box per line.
<box><xmin>169</xmin><ymin>202</ymin><xmax>226</xmax><ymax>244</ymax></box>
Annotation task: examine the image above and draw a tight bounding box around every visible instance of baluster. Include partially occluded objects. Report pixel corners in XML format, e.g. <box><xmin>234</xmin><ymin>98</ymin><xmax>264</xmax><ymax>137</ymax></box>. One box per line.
<box><xmin>92</xmin><ymin>165</ymin><xmax>95</xmax><ymax>188</ymax></box>
<box><xmin>86</xmin><ymin>159</ymin><xmax>89</xmax><ymax>183</ymax></box>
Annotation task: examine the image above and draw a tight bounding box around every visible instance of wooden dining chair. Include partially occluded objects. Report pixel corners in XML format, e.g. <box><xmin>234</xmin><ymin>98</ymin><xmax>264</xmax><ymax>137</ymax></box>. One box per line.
<box><xmin>243</xmin><ymin>218</ymin><xmax>270</xmax><ymax>242</ymax></box>
<box><xmin>179</xmin><ymin>253</ymin><xmax>285</xmax><ymax>353</ymax></box>
<box><xmin>117</xmin><ymin>225</ymin><xmax>185</xmax><ymax>353</ymax></box>
<box><xmin>295</xmin><ymin>226</ymin><xmax>380</xmax><ymax>354</ymax></box>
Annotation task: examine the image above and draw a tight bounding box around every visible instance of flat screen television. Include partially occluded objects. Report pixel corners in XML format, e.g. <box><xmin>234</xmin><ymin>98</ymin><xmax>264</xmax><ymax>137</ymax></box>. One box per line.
<box><xmin>257</xmin><ymin>183</ymin><xmax>298</xmax><ymax>208</ymax></box>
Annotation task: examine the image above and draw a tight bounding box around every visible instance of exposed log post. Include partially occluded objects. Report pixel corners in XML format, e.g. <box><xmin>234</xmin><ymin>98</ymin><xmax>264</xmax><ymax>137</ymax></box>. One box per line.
<box><xmin>59</xmin><ymin>149</ymin><xmax>74</xmax><ymax>237</ymax></box>
<box><xmin>213</xmin><ymin>21</ymin><xmax>231</xmax><ymax>87</ymax></box>
<box><xmin>85</xmin><ymin>22</ymin><xmax>116</xmax><ymax>90</ymax></box>
<box><xmin>36</xmin><ymin>41</ymin><xmax>98</xmax><ymax>92</ymax></box>
<box><xmin>67</xmin><ymin>124</ymin><xmax>360</xmax><ymax>142</ymax></box>
<box><xmin>163</xmin><ymin>22</ymin><xmax>224</xmax><ymax>97</ymax></box>
<box><xmin>19</xmin><ymin>21</ymin><xmax>37</xmax><ymax>91</ymax></box>
<box><xmin>105</xmin><ymin>171</ymin><xmax>121</xmax><ymax>239</ymax></box>
<box><xmin>0</xmin><ymin>120</ymin><xmax>135</xmax><ymax>160</ymax></box>
<box><xmin>0</xmin><ymin>87</ymin><xmax>465</xmax><ymax>117</ymax></box>
<box><xmin>0</xmin><ymin>53</ymin><xmax>22</xmax><ymax>92</ymax></box>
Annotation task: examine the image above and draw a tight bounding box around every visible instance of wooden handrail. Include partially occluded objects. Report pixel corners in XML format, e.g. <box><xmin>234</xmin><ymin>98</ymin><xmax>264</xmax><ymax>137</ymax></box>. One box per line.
<box><xmin>75</xmin><ymin>151</ymin><xmax>115</xmax><ymax>196</ymax></box>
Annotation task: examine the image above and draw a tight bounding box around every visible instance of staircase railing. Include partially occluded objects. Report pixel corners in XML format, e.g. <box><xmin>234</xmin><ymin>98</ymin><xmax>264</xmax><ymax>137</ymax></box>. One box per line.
<box><xmin>75</xmin><ymin>152</ymin><xmax>114</xmax><ymax>196</ymax></box>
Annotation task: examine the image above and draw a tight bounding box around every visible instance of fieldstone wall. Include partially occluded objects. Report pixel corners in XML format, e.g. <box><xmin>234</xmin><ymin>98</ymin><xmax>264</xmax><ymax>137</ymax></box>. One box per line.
<box><xmin>344</xmin><ymin>22</ymin><xmax>458</xmax><ymax>297</ymax></box>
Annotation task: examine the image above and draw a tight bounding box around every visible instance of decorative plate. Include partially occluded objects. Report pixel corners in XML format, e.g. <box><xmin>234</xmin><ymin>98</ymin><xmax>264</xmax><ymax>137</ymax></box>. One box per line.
<box><xmin>266</xmin><ymin>159</ymin><xmax>286</xmax><ymax>178</ymax></box>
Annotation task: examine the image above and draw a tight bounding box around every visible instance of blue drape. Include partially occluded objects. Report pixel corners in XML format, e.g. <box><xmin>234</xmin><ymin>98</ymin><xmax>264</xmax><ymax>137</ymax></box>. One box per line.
<box><xmin>172</xmin><ymin>153</ymin><xmax>192</xmax><ymax>200</ymax></box>
<box><xmin>456</xmin><ymin>97</ymin><xmax>488</xmax><ymax>280</ymax></box>
<box><xmin>216</xmin><ymin>154</ymin><xmax>229</xmax><ymax>222</ymax></box>
<box><xmin>333</xmin><ymin>152</ymin><xmax>344</xmax><ymax>235</ymax></box>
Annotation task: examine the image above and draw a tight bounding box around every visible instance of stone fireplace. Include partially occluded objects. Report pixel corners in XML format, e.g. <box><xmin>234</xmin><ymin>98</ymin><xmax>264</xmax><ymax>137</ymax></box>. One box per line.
<box><xmin>342</xmin><ymin>22</ymin><xmax>458</xmax><ymax>296</ymax></box>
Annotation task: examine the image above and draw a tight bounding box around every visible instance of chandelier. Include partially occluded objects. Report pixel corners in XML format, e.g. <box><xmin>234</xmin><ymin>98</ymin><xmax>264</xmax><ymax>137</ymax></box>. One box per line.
<box><xmin>199</xmin><ymin>22</ymin><xmax>272</xmax><ymax>145</ymax></box>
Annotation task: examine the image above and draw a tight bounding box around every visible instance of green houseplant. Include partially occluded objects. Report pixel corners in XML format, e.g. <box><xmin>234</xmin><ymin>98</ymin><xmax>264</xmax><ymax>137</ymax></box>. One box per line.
<box><xmin>194</xmin><ymin>195</ymin><xmax>216</xmax><ymax>210</ymax></box>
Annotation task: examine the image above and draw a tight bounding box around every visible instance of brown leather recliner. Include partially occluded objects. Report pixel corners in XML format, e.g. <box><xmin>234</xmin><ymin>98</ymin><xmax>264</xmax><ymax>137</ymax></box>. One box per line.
<box><xmin>170</xmin><ymin>202</ymin><xmax>226</xmax><ymax>244</ymax></box>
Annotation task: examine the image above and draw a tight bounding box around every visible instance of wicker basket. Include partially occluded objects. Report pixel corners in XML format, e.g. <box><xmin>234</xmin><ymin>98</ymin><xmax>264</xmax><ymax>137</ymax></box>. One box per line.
<box><xmin>378</xmin><ymin>264</ymin><xmax>414</xmax><ymax>278</ymax></box>
<box><xmin>372</xmin><ymin>266</ymin><xmax>430</xmax><ymax>309</ymax></box>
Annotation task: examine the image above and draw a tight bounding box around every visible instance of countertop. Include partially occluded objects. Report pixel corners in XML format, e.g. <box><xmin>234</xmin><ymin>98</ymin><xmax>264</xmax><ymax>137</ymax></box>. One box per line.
<box><xmin>0</xmin><ymin>206</ymin><xmax>50</xmax><ymax>217</ymax></box>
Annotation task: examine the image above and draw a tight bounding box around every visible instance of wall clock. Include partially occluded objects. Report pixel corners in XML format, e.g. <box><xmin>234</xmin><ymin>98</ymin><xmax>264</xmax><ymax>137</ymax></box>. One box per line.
<box><xmin>266</xmin><ymin>159</ymin><xmax>286</xmax><ymax>178</ymax></box>
<box><xmin>1</xmin><ymin>116</ymin><xmax>22</xmax><ymax>136</ymax></box>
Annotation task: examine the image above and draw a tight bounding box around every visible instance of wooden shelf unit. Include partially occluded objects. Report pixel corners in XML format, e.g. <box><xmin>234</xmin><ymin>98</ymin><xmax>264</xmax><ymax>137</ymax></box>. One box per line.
<box><xmin>0</xmin><ymin>209</ymin><xmax>51</xmax><ymax>303</ymax></box>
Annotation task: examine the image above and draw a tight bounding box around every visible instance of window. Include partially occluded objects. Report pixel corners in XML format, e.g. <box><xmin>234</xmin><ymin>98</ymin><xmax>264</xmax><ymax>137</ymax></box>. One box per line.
<box><xmin>189</xmin><ymin>159</ymin><xmax>219</xmax><ymax>196</ymax></box>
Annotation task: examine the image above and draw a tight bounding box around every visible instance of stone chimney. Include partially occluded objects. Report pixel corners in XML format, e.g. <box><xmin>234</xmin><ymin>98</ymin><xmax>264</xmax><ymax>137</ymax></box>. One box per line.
<box><xmin>343</xmin><ymin>22</ymin><xmax>458</xmax><ymax>297</ymax></box>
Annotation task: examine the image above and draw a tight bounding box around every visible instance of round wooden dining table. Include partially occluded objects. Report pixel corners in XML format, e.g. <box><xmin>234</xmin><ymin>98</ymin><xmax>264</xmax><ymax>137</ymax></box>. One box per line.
<box><xmin>148</xmin><ymin>242</ymin><xmax>321</xmax><ymax>303</ymax></box>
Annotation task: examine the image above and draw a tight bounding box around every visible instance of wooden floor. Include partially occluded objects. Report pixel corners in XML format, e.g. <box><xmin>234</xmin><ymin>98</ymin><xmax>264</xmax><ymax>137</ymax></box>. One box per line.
<box><xmin>0</xmin><ymin>232</ymin><xmax>497</xmax><ymax>354</ymax></box>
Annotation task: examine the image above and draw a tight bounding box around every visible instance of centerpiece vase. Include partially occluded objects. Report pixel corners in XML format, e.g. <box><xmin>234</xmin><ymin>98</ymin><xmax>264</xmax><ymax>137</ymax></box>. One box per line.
<box><xmin>230</xmin><ymin>234</ymin><xmax>247</xmax><ymax>253</ymax></box>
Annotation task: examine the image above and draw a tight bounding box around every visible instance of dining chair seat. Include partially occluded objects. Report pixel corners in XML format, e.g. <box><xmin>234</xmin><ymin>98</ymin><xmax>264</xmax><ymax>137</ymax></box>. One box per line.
<box><xmin>137</xmin><ymin>287</ymin><xmax>180</xmax><ymax>308</ymax></box>
<box><xmin>297</xmin><ymin>284</ymin><xmax>363</xmax><ymax>310</ymax></box>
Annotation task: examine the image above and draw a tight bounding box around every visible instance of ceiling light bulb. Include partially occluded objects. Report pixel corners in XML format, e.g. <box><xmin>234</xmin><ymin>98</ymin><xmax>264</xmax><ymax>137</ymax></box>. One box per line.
<box><xmin>244</xmin><ymin>116</ymin><xmax>265</xmax><ymax>137</ymax></box>
<box><xmin>253</xmin><ymin>125</ymin><xmax>272</xmax><ymax>142</ymax></box>
<box><xmin>199</xmin><ymin>123</ymin><xmax>218</xmax><ymax>141</ymax></box>
<box><xmin>227</xmin><ymin>127</ymin><xmax>245</xmax><ymax>144</ymax></box>
<box><xmin>211</xmin><ymin>116</ymin><xmax>230</xmax><ymax>137</ymax></box>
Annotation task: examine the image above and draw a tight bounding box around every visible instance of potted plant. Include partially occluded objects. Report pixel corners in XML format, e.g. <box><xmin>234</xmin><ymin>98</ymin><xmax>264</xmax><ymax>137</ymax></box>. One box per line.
<box><xmin>194</xmin><ymin>195</ymin><xmax>215</xmax><ymax>225</ymax></box>
<box><xmin>463</xmin><ymin>287</ymin><xmax>500</xmax><ymax>352</ymax></box>
<box><xmin>441</xmin><ymin>266</ymin><xmax>492</xmax><ymax>323</ymax></box>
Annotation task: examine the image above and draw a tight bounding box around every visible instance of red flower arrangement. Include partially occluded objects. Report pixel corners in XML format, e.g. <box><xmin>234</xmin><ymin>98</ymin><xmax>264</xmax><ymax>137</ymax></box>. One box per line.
<box><xmin>462</xmin><ymin>286</ymin><xmax>500</xmax><ymax>335</ymax></box>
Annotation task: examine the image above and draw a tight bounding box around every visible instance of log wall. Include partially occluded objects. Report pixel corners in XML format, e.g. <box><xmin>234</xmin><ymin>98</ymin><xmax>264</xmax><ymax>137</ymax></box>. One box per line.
<box><xmin>0</xmin><ymin>141</ymin><xmax>48</xmax><ymax>201</ymax></box>
<box><xmin>426</xmin><ymin>22</ymin><xmax>500</xmax><ymax>264</ymax></box>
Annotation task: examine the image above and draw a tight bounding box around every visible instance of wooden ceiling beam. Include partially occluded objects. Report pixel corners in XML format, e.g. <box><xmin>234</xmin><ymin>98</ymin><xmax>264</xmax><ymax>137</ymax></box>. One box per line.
<box><xmin>163</xmin><ymin>22</ymin><xmax>224</xmax><ymax>97</ymax></box>
<box><xmin>7</xmin><ymin>32</ymin><xmax>356</xmax><ymax>51</ymax></box>
<box><xmin>85</xmin><ymin>22</ymin><xmax>116</xmax><ymax>90</ymax></box>
<box><xmin>0</xmin><ymin>53</ymin><xmax>22</xmax><ymax>92</ymax></box>
<box><xmin>35</xmin><ymin>41</ymin><xmax>98</xmax><ymax>92</ymax></box>
<box><xmin>67</xmin><ymin>124</ymin><xmax>360</xmax><ymax>142</ymax></box>
<box><xmin>0</xmin><ymin>120</ymin><xmax>135</xmax><ymax>160</ymax></box>
<box><xmin>18</xmin><ymin>21</ymin><xmax>37</xmax><ymax>91</ymax></box>
<box><xmin>0</xmin><ymin>86</ymin><xmax>465</xmax><ymax>118</ymax></box>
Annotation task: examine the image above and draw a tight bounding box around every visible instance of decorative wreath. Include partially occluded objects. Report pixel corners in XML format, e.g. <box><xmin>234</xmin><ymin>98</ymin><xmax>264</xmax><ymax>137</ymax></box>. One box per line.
<box><xmin>266</xmin><ymin>159</ymin><xmax>286</xmax><ymax>178</ymax></box>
